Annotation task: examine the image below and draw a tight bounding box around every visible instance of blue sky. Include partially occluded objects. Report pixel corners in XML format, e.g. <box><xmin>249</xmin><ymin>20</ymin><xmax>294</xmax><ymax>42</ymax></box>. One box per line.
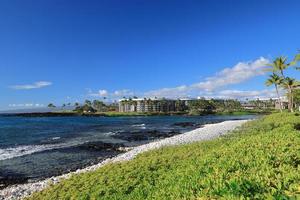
<box><xmin>0</xmin><ymin>0</ymin><xmax>300</xmax><ymax>110</ymax></box>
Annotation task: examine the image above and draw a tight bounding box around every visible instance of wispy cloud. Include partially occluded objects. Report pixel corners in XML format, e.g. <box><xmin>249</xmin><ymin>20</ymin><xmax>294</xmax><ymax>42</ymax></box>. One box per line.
<box><xmin>209</xmin><ymin>89</ymin><xmax>279</xmax><ymax>100</ymax></box>
<box><xmin>9</xmin><ymin>103</ymin><xmax>45</xmax><ymax>107</ymax></box>
<box><xmin>99</xmin><ymin>90</ymin><xmax>108</xmax><ymax>97</ymax></box>
<box><xmin>87</xmin><ymin>89</ymin><xmax>135</xmax><ymax>99</ymax></box>
<box><xmin>145</xmin><ymin>57</ymin><xmax>269</xmax><ymax>98</ymax></box>
<box><xmin>191</xmin><ymin>57</ymin><xmax>269</xmax><ymax>91</ymax></box>
<box><xmin>10</xmin><ymin>81</ymin><xmax>52</xmax><ymax>90</ymax></box>
<box><xmin>86</xmin><ymin>57</ymin><xmax>273</xmax><ymax>101</ymax></box>
<box><xmin>113</xmin><ymin>89</ymin><xmax>135</xmax><ymax>97</ymax></box>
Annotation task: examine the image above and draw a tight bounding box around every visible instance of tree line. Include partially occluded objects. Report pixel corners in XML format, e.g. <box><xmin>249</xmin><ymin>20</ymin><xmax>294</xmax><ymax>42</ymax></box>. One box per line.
<box><xmin>48</xmin><ymin>100</ymin><xmax>118</xmax><ymax>113</ymax></box>
<box><xmin>265</xmin><ymin>53</ymin><xmax>300</xmax><ymax>112</ymax></box>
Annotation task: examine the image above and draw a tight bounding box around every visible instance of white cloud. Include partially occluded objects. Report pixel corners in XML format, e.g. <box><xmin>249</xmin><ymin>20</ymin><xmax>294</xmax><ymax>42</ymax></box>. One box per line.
<box><xmin>9</xmin><ymin>103</ymin><xmax>45</xmax><ymax>107</ymax></box>
<box><xmin>192</xmin><ymin>57</ymin><xmax>269</xmax><ymax>91</ymax></box>
<box><xmin>10</xmin><ymin>81</ymin><xmax>52</xmax><ymax>90</ymax></box>
<box><xmin>86</xmin><ymin>57</ymin><xmax>273</xmax><ymax>101</ymax></box>
<box><xmin>144</xmin><ymin>85</ymin><xmax>190</xmax><ymax>99</ymax></box>
<box><xmin>87</xmin><ymin>89</ymin><xmax>135</xmax><ymax>99</ymax></box>
<box><xmin>88</xmin><ymin>89</ymin><xmax>108</xmax><ymax>97</ymax></box>
<box><xmin>145</xmin><ymin>57</ymin><xmax>269</xmax><ymax>98</ymax></box>
<box><xmin>113</xmin><ymin>89</ymin><xmax>134</xmax><ymax>97</ymax></box>
<box><xmin>99</xmin><ymin>90</ymin><xmax>108</xmax><ymax>97</ymax></box>
<box><xmin>210</xmin><ymin>89</ymin><xmax>278</xmax><ymax>100</ymax></box>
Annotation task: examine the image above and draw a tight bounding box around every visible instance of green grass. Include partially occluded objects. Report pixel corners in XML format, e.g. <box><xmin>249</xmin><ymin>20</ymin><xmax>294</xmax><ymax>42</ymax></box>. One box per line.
<box><xmin>214</xmin><ymin>109</ymin><xmax>274</xmax><ymax>116</ymax></box>
<box><xmin>28</xmin><ymin>113</ymin><xmax>300</xmax><ymax>200</ymax></box>
<box><xmin>51</xmin><ymin>110</ymin><xmax>267</xmax><ymax>117</ymax></box>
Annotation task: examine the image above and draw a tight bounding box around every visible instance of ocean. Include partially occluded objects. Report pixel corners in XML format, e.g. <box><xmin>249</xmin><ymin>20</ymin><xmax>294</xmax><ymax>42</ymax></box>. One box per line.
<box><xmin>0</xmin><ymin>114</ymin><xmax>255</xmax><ymax>188</ymax></box>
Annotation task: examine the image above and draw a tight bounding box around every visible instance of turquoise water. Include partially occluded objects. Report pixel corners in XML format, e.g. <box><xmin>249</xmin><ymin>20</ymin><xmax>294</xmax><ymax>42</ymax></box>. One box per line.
<box><xmin>0</xmin><ymin>115</ymin><xmax>255</xmax><ymax>188</ymax></box>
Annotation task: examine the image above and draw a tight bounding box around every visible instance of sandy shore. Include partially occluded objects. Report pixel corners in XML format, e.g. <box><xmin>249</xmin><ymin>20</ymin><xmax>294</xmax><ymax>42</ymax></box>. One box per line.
<box><xmin>0</xmin><ymin>119</ymin><xmax>248</xmax><ymax>200</ymax></box>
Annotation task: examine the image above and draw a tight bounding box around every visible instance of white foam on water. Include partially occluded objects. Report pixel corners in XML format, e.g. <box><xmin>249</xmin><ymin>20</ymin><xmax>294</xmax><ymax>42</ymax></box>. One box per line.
<box><xmin>0</xmin><ymin>131</ymin><xmax>125</xmax><ymax>161</ymax></box>
<box><xmin>103</xmin><ymin>131</ymin><xmax>115</xmax><ymax>136</ymax></box>
<box><xmin>0</xmin><ymin>143</ymin><xmax>70</xmax><ymax>161</ymax></box>
<box><xmin>131</xmin><ymin>123</ymin><xmax>145</xmax><ymax>127</ymax></box>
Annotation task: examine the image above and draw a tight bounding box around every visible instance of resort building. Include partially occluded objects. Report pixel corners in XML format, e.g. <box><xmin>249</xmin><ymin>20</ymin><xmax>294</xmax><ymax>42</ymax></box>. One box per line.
<box><xmin>274</xmin><ymin>97</ymin><xmax>289</xmax><ymax>110</ymax></box>
<box><xmin>119</xmin><ymin>98</ymin><xmax>189</xmax><ymax>113</ymax></box>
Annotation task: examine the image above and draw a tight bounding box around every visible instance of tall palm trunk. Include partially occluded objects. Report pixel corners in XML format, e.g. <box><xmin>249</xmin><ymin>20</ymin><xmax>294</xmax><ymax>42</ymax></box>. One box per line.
<box><xmin>291</xmin><ymin>88</ymin><xmax>294</xmax><ymax>112</ymax></box>
<box><xmin>275</xmin><ymin>84</ymin><xmax>282</xmax><ymax>112</ymax></box>
<box><xmin>280</xmin><ymin>70</ymin><xmax>293</xmax><ymax>112</ymax></box>
<box><xmin>288</xmin><ymin>87</ymin><xmax>294</xmax><ymax>112</ymax></box>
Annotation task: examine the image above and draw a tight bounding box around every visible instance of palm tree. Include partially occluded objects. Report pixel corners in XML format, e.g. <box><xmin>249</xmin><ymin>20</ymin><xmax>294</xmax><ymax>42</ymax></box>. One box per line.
<box><xmin>48</xmin><ymin>103</ymin><xmax>56</xmax><ymax>108</ymax></box>
<box><xmin>85</xmin><ymin>100</ymin><xmax>92</xmax><ymax>106</ymax></box>
<box><xmin>294</xmin><ymin>53</ymin><xmax>300</xmax><ymax>70</ymax></box>
<box><xmin>282</xmin><ymin>77</ymin><xmax>300</xmax><ymax>112</ymax></box>
<box><xmin>267</xmin><ymin>56</ymin><xmax>296</xmax><ymax>111</ymax></box>
<box><xmin>265</xmin><ymin>73</ymin><xmax>284</xmax><ymax>112</ymax></box>
<box><xmin>267</xmin><ymin>56</ymin><xmax>291</xmax><ymax>76</ymax></box>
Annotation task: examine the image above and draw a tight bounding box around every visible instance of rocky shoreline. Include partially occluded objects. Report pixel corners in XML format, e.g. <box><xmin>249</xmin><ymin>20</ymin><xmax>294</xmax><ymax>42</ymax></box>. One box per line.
<box><xmin>0</xmin><ymin>119</ymin><xmax>249</xmax><ymax>200</ymax></box>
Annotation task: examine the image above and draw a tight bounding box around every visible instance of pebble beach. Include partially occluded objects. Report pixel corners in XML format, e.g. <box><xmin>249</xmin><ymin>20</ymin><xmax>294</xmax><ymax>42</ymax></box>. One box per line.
<box><xmin>0</xmin><ymin>119</ymin><xmax>248</xmax><ymax>200</ymax></box>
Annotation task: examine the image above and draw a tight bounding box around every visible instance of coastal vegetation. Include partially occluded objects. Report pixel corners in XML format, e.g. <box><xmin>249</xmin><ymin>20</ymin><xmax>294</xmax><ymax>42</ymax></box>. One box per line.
<box><xmin>55</xmin><ymin>98</ymin><xmax>271</xmax><ymax>116</ymax></box>
<box><xmin>265</xmin><ymin>53</ymin><xmax>300</xmax><ymax>112</ymax></box>
<box><xmin>27</xmin><ymin>112</ymin><xmax>300</xmax><ymax>199</ymax></box>
<box><xmin>47</xmin><ymin>103</ymin><xmax>56</xmax><ymax>108</ymax></box>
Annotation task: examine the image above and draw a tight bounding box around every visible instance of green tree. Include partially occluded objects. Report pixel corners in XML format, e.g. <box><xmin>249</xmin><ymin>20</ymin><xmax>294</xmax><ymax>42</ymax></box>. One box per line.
<box><xmin>267</xmin><ymin>56</ymin><xmax>292</xmax><ymax>76</ymax></box>
<box><xmin>282</xmin><ymin>77</ymin><xmax>300</xmax><ymax>112</ymax></box>
<box><xmin>265</xmin><ymin>73</ymin><xmax>284</xmax><ymax>112</ymax></box>
<box><xmin>92</xmin><ymin>100</ymin><xmax>106</xmax><ymax>112</ymax></box>
<box><xmin>48</xmin><ymin>103</ymin><xmax>56</xmax><ymax>108</ymax></box>
<box><xmin>175</xmin><ymin>99</ymin><xmax>185</xmax><ymax>112</ymax></box>
<box><xmin>266</xmin><ymin>56</ymin><xmax>296</xmax><ymax>111</ymax></box>
<box><xmin>188</xmin><ymin>99</ymin><xmax>214</xmax><ymax>114</ymax></box>
<box><xmin>292</xmin><ymin>89</ymin><xmax>300</xmax><ymax>111</ymax></box>
<box><xmin>85</xmin><ymin>100</ymin><xmax>92</xmax><ymax>106</ymax></box>
<box><xmin>292</xmin><ymin>52</ymin><xmax>300</xmax><ymax>69</ymax></box>
<box><xmin>74</xmin><ymin>104</ymin><xmax>96</xmax><ymax>113</ymax></box>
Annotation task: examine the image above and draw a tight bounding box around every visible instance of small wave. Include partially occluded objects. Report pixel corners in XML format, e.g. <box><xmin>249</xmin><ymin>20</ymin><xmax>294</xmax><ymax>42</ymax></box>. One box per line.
<box><xmin>0</xmin><ymin>139</ymin><xmax>86</xmax><ymax>161</ymax></box>
<box><xmin>0</xmin><ymin>133</ymin><xmax>125</xmax><ymax>161</ymax></box>
<box><xmin>0</xmin><ymin>144</ymin><xmax>70</xmax><ymax>161</ymax></box>
<box><xmin>0</xmin><ymin>145</ymin><xmax>46</xmax><ymax>161</ymax></box>
<box><xmin>103</xmin><ymin>132</ymin><xmax>116</xmax><ymax>136</ymax></box>
<box><xmin>131</xmin><ymin>124</ymin><xmax>145</xmax><ymax>127</ymax></box>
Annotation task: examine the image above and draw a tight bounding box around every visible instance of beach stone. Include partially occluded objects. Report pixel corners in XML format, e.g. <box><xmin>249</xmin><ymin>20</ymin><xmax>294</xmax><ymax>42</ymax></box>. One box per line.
<box><xmin>0</xmin><ymin>120</ymin><xmax>248</xmax><ymax>200</ymax></box>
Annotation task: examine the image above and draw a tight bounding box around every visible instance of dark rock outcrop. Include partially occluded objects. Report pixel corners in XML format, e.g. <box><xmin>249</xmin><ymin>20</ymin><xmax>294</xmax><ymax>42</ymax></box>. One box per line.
<box><xmin>173</xmin><ymin>122</ymin><xmax>205</xmax><ymax>128</ymax></box>
<box><xmin>173</xmin><ymin>122</ymin><xmax>196</xmax><ymax>127</ymax></box>
<box><xmin>78</xmin><ymin>141</ymin><xmax>125</xmax><ymax>152</ymax></box>
<box><xmin>112</xmin><ymin>130</ymin><xmax>181</xmax><ymax>142</ymax></box>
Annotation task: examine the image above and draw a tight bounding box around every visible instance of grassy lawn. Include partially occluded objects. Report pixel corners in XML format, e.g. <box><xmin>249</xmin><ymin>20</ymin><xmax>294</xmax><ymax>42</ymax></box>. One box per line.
<box><xmin>28</xmin><ymin>113</ymin><xmax>300</xmax><ymax>200</ymax></box>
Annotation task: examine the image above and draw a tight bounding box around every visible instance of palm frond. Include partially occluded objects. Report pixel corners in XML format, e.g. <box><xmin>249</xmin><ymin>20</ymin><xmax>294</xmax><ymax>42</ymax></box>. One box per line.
<box><xmin>294</xmin><ymin>53</ymin><xmax>300</xmax><ymax>61</ymax></box>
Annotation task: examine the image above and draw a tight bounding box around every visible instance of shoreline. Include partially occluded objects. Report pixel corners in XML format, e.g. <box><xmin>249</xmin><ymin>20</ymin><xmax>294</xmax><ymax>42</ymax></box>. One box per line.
<box><xmin>0</xmin><ymin>110</ymin><xmax>268</xmax><ymax>118</ymax></box>
<box><xmin>0</xmin><ymin>119</ymin><xmax>249</xmax><ymax>200</ymax></box>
